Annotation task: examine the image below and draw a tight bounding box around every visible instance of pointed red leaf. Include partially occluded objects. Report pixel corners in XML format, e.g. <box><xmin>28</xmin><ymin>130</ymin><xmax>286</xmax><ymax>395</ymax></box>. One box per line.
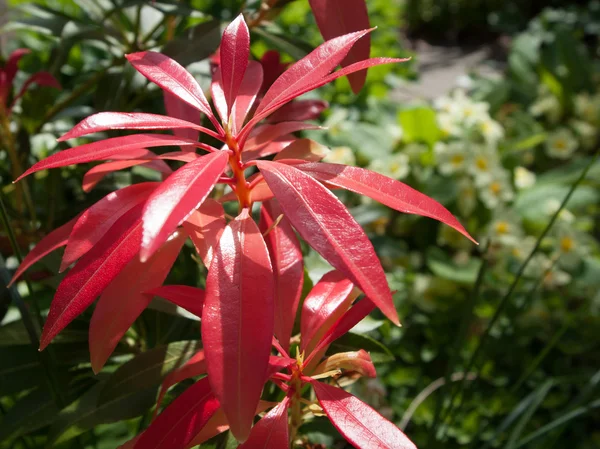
<box><xmin>145</xmin><ymin>285</ymin><xmax>205</xmax><ymax>318</ymax></box>
<box><xmin>125</xmin><ymin>52</ymin><xmax>217</xmax><ymax>128</ymax></box>
<box><xmin>275</xmin><ymin>139</ymin><xmax>330</xmax><ymax>162</ymax></box>
<box><xmin>268</xmin><ymin>99</ymin><xmax>328</xmax><ymax>123</ymax></box>
<box><xmin>243</xmin><ymin>121</ymin><xmax>322</xmax><ymax>153</ymax></box>
<box><xmin>300</xmin><ymin>270</ymin><xmax>356</xmax><ymax>354</ymax></box>
<box><xmin>141</xmin><ymin>150</ymin><xmax>229</xmax><ymax>262</ymax></box>
<box><xmin>210</xmin><ymin>73</ymin><xmax>228</xmax><ymax>125</ymax></box>
<box><xmin>202</xmin><ymin>209</ymin><xmax>274</xmax><ymax>442</ymax></box>
<box><xmin>155</xmin><ymin>349</ymin><xmax>207</xmax><ymax>414</ymax></box>
<box><xmin>163</xmin><ymin>92</ymin><xmax>203</xmax><ymax>152</ymax></box>
<box><xmin>61</xmin><ymin>183</ymin><xmax>158</xmax><ymax>272</ymax></box>
<box><xmin>309</xmin><ymin>0</ymin><xmax>371</xmax><ymax>93</ymax></box>
<box><xmin>82</xmin><ymin>159</ymin><xmax>171</xmax><ymax>192</ymax></box>
<box><xmin>259</xmin><ymin>200</ymin><xmax>303</xmax><ymax>352</ymax></box>
<box><xmin>15</xmin><ymin>134</ymin><xmax>204</xmax><ymax>181</ymax></box>
<box><xmin>4</xmin><ymin>48</ymin><xmax>30</xmax><ymax>84</ymax></box>
<box><xmin>8</xmin><ymin>215</ymin><xmax>79</xmax><ymax>286</ymax></box>
<box><xmin>157</xmin><ymin>151</ymin><xmax>201</xmax><ymax>162</ymax></box>
<box><xmin>257</xmin><ymin>161</ymin><xmax>398</xmax><ymax>325</ymax></box>
<box><xmin>254</xmin><ymin>29</ymin><xmax>371</xmax><ymax>119</ymax></box>
<box><xmin>58</xmin><ymin>112</ymin><xmax>218</xmax><ymax>142</ymax></box>
<box><xmin>296</xmin><ymin>162</ymin><xmax>476</xmax><ymax>243</ymax></box>
<box><xmin>230</xmin><ymin>61</ymin><xmax>263</xmax><ymax>135</ymax></box>
<box><xmin>9</xmin><ymin>72</ymin><xmax>60</xmax><ymax>111</ymax></box>
<box><xmin>238</xmin><ymin>398</ymin><xmax>290</xmax><ymax>449</ymax></box>
<box><xmin>40</xmin><ymin>205</ymin><xmax>144</xmax><ymax>350</ymax></box>
<box><xmin>242</xmin><ymin>134</ymin><xmax>296</xmax><ymax>163</ymax></box>
<box><xmin>312</xmin><ymin>381</ymin><xmax>416</xmax><ymax>449</ymax></box>
<box><xmin>244</xmin><ymin>58</ymin><xmax>407</xmax><ymax>139</ymax></box>
<box><xmin>219</xmin><ymin>14</ymin><xmax>250</xmax><ymax>115</ymax></box>
<box><xmin>182</xmin><ymin>199</ymin><xmax>226</xmax><ymax>268</ymax></box>
<box><xmin>89</xmin><ymin>231</ymin><xmax>186</xmax><ymax>372</ymax></box>
<box><xmin>314</xmin><ymin>350</ymin><xmax>376</xmax><ymax>378</ymax></box>
<box><xmin>134</xmin><ymin>377</ymin><xmax>220</xmax><ymax>449</ymax></box>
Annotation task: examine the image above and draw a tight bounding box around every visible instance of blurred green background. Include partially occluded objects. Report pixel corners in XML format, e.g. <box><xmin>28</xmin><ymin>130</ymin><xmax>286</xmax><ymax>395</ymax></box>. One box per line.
<box><xmin>1</xmin><ymin>1</ymin><xmax>599</xmax><ymax>448</ymax></box>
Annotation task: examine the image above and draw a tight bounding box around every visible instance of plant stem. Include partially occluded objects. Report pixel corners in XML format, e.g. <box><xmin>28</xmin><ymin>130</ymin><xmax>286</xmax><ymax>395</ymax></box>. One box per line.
<box><xmin>439</xmin><ymin>150</ymin><xmax>599</xmax><ymax>440</ymax></box>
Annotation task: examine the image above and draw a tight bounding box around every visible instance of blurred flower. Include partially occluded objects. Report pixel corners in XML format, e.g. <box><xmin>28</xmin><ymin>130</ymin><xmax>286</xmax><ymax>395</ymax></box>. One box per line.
<box><xmin>574</xmin><ymin>92</ymin><xmax>600</xmax><ymax>124</ymax></box>
<box><xmin>544</xmin><ymin>198</ymin><xmax>576</xmax><ymax>223</ymax></box>
<box><xmin>457</xmin><ymin>177</ymin><xmax>477</xmax><ymax>216</ymax></box>
<box><xmin>324</xmin><ymin>146</ymin><xmax>356</xmax><ymax>165</ymax></box>
<box><xmin>488</xmin><ymin>216</ymin><xmax>522</xmax><ymax>247</ymax></box>
<box><xmin>508</xmin><ymin>236</ymin><xmax>537</xmax><ymax>261</ymax></box>
<box><xmin>478</xmin><ymin>117</ymin><xmax>504</xmax><ymax>146</ymax></box>
<box><xmin>514</xmin><ymin>166</ymin><xmax>536</xmax><ymax>190</ymax></box>
<box><xmin>570</xmin><ymin>119</ymin><xmax>597</xmax><ymax>149</ymax></box>
<box><xmin>543</xmin><ymin>266</ymin><xmax>572</xmax><ymax>288</ymax></box>
<box><xmin>529</xmin><ymin>89</ymin><xmax>562</xmax><ymax>124</ymax></box>
<box><xmin>478</xmin><ymin>170</ymin><xmax>514</xmax><ymax>209</ymax></box>
<box><xmin>468</xmin><ymin>146</ymin><xmax>499</xmax><ymax>186</ymax></box>
<box><xmin>435</xmin><ymin>141</ymin><xmax>467</xmax><ymax>175</ymax></box>
<box><xmin>545</xmin><ymin>128</ymin><xmax>578</xmax><ymax>159</ymax></box>
<box><xmin>437</xmin><ymin>112</ymin><xmax>461</xmax><ymax>138</ymax></box>
<box><xmin>368</xmin><ymin>153</ymin><xmax>410</xmax><ymax>180</ymax></box>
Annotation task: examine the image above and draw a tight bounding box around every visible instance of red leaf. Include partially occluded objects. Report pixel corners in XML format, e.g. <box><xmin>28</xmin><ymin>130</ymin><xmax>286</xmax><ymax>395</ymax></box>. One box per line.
<box><xmin>201</xmin><ymin>209</ymin><xmax>274</xmax><ymax>442</ymax></box>
<box><xmin>242</xmin><ymin>134</ymin><xmax>296</xmax><ymax>163</ymax></box>
<box><xmin>274</xmin><ymin>139</ymin><xmax>330</xmax><ymax>162</ymax></box>
<box><xmin>182</xmin><ymin>199</ymin><xmax>226</xmax><ymax>268</ymax></box>
<box><xmin>296</xmin><ymin>162</ymin><xmax>476</xmax><ymax>243</ymax></box>
<box><xmin>134</xmin><ymin>377</ymin><xmax>220</xmax><ymax>449</ymax></box>
<box><xmin>314</xmin><ymin>349</ymin><xmax>376</xmax><ymax>378</ymax></box>
<box><xmin>253</xmin><ymin>29</ymin><xmax>371</xmax><ymax>120</ymax></box>
<box><xmin>15</xmin><ymin>134</ymin><xmax>204</xmax><ymax>181</ymax></box>
<box><xmin>210</xmin><ymin>72</ymin><xmax>228</xmax><ymax>125</ymax></box>
<box><xmin>230</xmin><ymin>61</ymin><xmax>263</xmax><ymax>135</ymax></box>
<box><xmin>40</xmin><ymin>205</ymin><xmax>144</xmax><ymax>350</ymax></box>
<box><xmin>238</xmin><ymin>398</ymin><xmax>290</xmax><ymax>449</ymax></box>
<box><xmin>89</xmin><ymin>231</ymin><xmax>186</xmax><ymax>372</ymax></box>
<box><xmin>243</xmin><ymin>121</ymin><xmax>322</xmax><ymax>153</ymax></box>
<box><xmin>9</xmin><ymin>72</ymin><xmax>60</xmax><ymax>111</ymax></box>
<box><xmin>125</xmin><ymin>52</ymin><xmax>218</xmax><ymax>129</ymax></box>
<box><xmin>308</xmin><ymin>0</ymin><xmax>371</xmax><ymax>93</ymax></box>
<box><xmin>4</xmin><ymin>48</ymin><xmax>30</xmax><ymax>84</ymax></box>
<box><xmin>257</xmin><ymin>161</ymin><xmax>398</xmax><ymax>325</ymax></box>
<box><xmin>259</xmin><ymin>200</ymin><xmax>304</xmax><ymax>352</ymax></box>
<box><xmin>145</xmin><ymin>285</ymin><xmax>205</xmax><ymax>318</ymax></box>
<box><xmin>140</xmin><ymin>150</ymin><xmax>229</xmax><ymax>262</ymax></box>
<box><xmin>8</xmin><ymin>215</ymin><xmax>79</xmax><ymax>286</ymax></box>
<box><xmin>268</xmin><ymin>99</ymin><xmax>328</xmax><ymax>123</ymax></box>
<box><xmin>219</xmin><ymin>14</ymin><xmax>250</xmax><ymax>115</ymax></box>
<box><xmin>244</xmin><ymin>57</ymin><xmax>406</xmax><ymax>139</ymax></box>
<box><xmin>312</xmin><ymin>381</ymin><xmax>416</xmax><ymax>449</ymax></box>
<box><xmin>163</xmin><ymin>92</ymin><xmax>202</xmax><ymax>151</ymax></box>
<box><xmin>300</xmin><ymin>270</ymin><xmax>356</xmax><ymax>354</ymax></box>
<box><xmin>61</xmin><ymin>183</ymin><xmax>158</xmax><ymax>272</ymax></box>
<box><xmin>58</xmin><ymin>112</ymin><xmax>218</xmax><ymax>142</ymax></box>
<box><xmin>82</xmin><ymin>159</ymin><xmax>171</xmax><ymax>192</ymax></box>
<box><xmin>156</xmin><ymin>349</ymin><xmax>207</xmax><ymax>414</ymax></box>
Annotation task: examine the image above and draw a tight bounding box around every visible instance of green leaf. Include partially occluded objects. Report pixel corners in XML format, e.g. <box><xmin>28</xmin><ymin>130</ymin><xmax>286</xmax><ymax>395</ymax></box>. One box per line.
<box><xmin>0</xmin><ymin>345</ymin><xmax>46</xmax><ymax>396</ymax></box>
<box><xmin>398</xmin><ymin>107</ymin><xmax>440</xmax><ymax>147</ymax></box>
<box><xmin>427</xmin><ymin>247</ymin><xmax>482</xmax><ymax>285</ymax></box>
<box><xmin>98</xmin><ymin>340</ymin><xmax>201</xmax><ymax>404</ymax></box>
<box><xmin>514</xmin><ymin>184</ymin><xmax>599</xmax><ymax>222</ymax></box>
<box><xmin>506</xmin><ymin>380</ymin><xmax>553</xmax><ymax>449</ymax></box>
<box><xmin>48</xmin><ymin>378</ymin><xmax>156</xmax><ymax>445</ymax></box>
<box><xmin>329</xmin><ymin>332</ymin><xmax>395</xmax><ymax>364</ymax></box>
<box><xmin>162</xmin><ymin>19</ymin><xmax>222</xmax><ymax>67</ymax></box>
<box><xmin>0</xmin><ymin>387</ymin><xmax>58</xmax><ymax>441</ymax></box>
<box><xmin>252</xmin><ymin>25</ymin><xmax>312</xmax><ymax>61</ymax></box>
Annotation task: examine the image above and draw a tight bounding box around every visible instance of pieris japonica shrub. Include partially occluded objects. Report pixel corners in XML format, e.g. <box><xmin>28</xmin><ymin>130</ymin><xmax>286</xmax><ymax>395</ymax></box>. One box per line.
<box><xmin>12</xmin><ymin>12</ymin><xmax>475</xmax><ymax>449</ymax></box>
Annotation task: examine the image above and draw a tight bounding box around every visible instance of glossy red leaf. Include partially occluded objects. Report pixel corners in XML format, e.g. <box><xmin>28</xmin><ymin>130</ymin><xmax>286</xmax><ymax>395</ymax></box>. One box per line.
<box><xmin>244</xmin><ymin>57</ymin><xmax>406</xmax><ymax>139</ymax></box>
<box><xmin>230</xmin><ymin>61</ymin><xmax>263</xmax><ymax>135</ymax></box>
<box><xmin>259</xmin><ymin>200</ymin><xmax>304</xmax><ymax>352</ymax></box>
<box><xmin>156</xmin><ymin>349</ymin><xmax>207</xmax><ymax>414</ymax></box>
<box><xmin>182</xmin><ymin>199</ymin><xmax>226</xmax><ymax>268</ymax></box>
<box><xmin>82</xmin><ymin>159</ymin><xmax>171</xmax><ymax>192</ymax></box>
<box><xmin>140</xmin><ymin>150</ymin><xmax>229</xmax><ymax>262</ymax></box>
<box><xmin>164</xmin><ymin>92</ymin><xmax>202</xmax><ymax>151</ymax></box>
<box><xmin>61</xmin><ymin>183</ymin><xmax>158</xmax><ymax>272</ymax></box>
<box><xmin>89</xmin><ymin>231</ymin><xmax>186</xmax><ymax>372</ymax></box>
<box><xmin>40</xmin><ymin>205</ymin><xmax>144</xmax><ymax>350</ymax></box>
<box><xmin>266</xmin><ymin>355</ymin><xmax>296</xmax><ymax>379</ymax></box>
<box><xmin>145</xmin><ymin>285</ymin><xmax>205</xmax><ymax>318</ymax></box>
<box><xmin>243</xmin><ymin>122</ymin><xmax>321</xmax><ymax>153</ymax></box>
<box><xmin>15</xmin><ymin>134</ymin><xmax>204</xmax><ymax>181</ymax></box>
<box><xmin>8</xmin><ymin>215</ymin><xmax>79</xmax><ymax>286</ymax></box>
<box><xmin>201</xmin><ymin>209</ymin><xmax>274</xmax><ymax>442</ymax></box>
<box><xmin>296</xmin><ymin>162</ymin><xmax>476</xmax><ymax>243</ymax></box>
<box><xmin>210</xmin><ymin>73</ymin><xmax>228</xmax><ymax>125</ymax></box>
<box><xmin>300</xmin><ymin>270</ymin><xmax>356</xmax><ymax>354</ymax></box>
<box><xmin>58</xmin><ymin>112</ymin><xmax>218</xmax><ymax>142</ymax></box>
<box><xmin>274</xmin><ymin>139</ymin><xmax>330</xmax><ymax>162</ymax></box>
<box><xmin>253</xmin><ymin>29</ymin><xmax>371</xmax><ymax>120</ymax></box>
<box><xmin>125</xmin><ymin>52</ymin><xmax>218</xmax><ymax>128</ymax></box>
<box><xmin>257</xmin><ymin>161</ymin><xmax>398</xmax><ymax>325</ymax></box>
<box><xmin>312</xmin><ymin>381</ymin><xmax>416</xmax><ymax>449</ymax></box>
<box><xmin>134</xmin><ymin>377</ymin><xmax>220</xmax><ymax>449</ymax></box>
<box><xmin>238</xmin><ymin>398</ymin><xmax>290</xmax><ymax>449</ymax></box>
<box><xmin>268</xmin><ymin>99</ymin><xmax>328</xmax><ymax>123</ymax></box>
<box><xmin>308</xmin><ymin>0</ymin><xmax>371</xmax><ymax>93</ymax></box>
<box><xmin>219</xmin><ymin>14</ymin><xmax>250</xmax><ymax>114</ymax></box>
<box><xmin>4</xmin><ymin>48</ymin><xmax>30</xmax><ymax>84</ymax></box>
<box><xmin>242</xmin><ymin>134</ymin><xmax>296</xmax><ymax>163</ymax></box>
